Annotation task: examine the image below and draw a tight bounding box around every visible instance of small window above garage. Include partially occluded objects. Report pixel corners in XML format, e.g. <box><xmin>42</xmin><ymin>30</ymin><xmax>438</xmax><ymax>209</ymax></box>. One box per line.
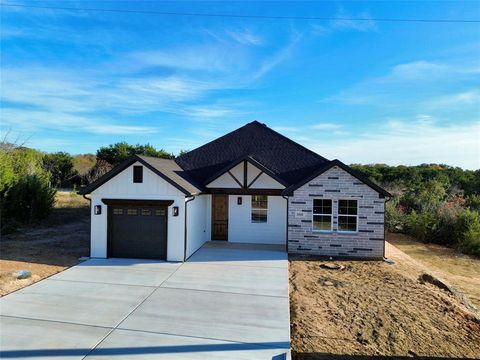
<box><xmin>133</xmin><ymin>166</ymin><xmax>143</xmax><ymax>183</ymax></box>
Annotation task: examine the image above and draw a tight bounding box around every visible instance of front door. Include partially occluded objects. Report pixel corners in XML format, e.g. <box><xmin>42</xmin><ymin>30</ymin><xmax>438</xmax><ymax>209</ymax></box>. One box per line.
<box><xmin>212</xmin><ymin>194</ymin><xmax>228</xmax><ymax>240</ymax></box>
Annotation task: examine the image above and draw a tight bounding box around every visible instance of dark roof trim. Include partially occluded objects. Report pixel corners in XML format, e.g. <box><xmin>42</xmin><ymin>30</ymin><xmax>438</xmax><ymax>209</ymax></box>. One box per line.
<box><xmin>205</xmin><ymin>188</ymin><xmax>284</xmax><ymax>196</ymax></box>
<box><xmin>78</xmin><ymin>155</ymin><xmax>192</xmax><ymax>196</ymax></box>
<box><xmin>282</xmin><ymin>159</ymin><xmax>392</xmax><ymax>198</ymax></box>
<box><xmin>102</xmin><ymin>199</ymin><xmax>175</xmax><ymax>207</ymax></box>
<box><xmin>203</xmin><ymin>155</ymin><xmax>289</xmax><ymax>188</ymax></box>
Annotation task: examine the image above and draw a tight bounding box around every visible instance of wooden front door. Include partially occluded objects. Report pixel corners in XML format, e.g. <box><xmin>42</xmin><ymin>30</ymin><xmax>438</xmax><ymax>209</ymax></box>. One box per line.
<box><xmin>212</xmin><ymin>194</ymin><xmax>228</xmax><ymax>240</ymax></box>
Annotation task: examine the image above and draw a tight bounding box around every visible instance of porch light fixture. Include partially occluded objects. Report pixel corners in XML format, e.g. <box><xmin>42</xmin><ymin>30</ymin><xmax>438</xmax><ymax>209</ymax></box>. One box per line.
<box><xmin>237</xmin><ymin>197</ymin><xmax>242</xmax><ymax>205</ymax></box>
<box><xmin>94</xmin><ymin>205</ymin><xmax>102</xmax><ymax>215</ymax></box>
<box><xmin>172</xmin><ymin>206</ymin><xmax>179</xmax><ymax>217</ymax></box>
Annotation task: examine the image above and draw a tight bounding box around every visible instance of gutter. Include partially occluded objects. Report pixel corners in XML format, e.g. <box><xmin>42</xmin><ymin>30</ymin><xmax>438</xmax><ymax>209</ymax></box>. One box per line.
<box><xmin>183</xmin><ymin>195</ymin><xmax>196</xmax><ymax>261</ymax></box>
<box><xmin>383</xmin><ymin>195</ymin><xmax>392</xmax><ymax>260</ymax></box>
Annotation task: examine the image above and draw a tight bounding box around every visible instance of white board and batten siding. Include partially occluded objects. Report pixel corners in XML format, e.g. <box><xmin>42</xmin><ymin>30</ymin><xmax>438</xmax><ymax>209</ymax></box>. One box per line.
<box><xmin>185</xmin><ymin>195</ymin><xmax>210</xmax><ymax>259</ymax></box>
<box><xmin>89</xmin><ymin>161</ymin><xmax>186</xmax><ymax>261</ymax></box>
<box><xmin>227</xmin><ymin>195</ymin><xmax>287</xmax><ymax>245</ymax></box>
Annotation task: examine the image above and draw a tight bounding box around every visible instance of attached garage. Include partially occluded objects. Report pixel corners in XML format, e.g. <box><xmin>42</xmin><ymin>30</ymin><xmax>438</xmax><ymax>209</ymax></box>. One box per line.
<box><xmin>104</xmin><ymin>199</ymin><xmax>173</xmax><ymax>260</ymax></box>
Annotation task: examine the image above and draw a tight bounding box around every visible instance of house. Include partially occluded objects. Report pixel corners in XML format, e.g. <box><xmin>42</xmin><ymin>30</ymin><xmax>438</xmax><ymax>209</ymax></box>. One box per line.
<box><xmin>79</xmin><ymin>121</ymin><xmax>391</xmax><ymax>261</ymax></box>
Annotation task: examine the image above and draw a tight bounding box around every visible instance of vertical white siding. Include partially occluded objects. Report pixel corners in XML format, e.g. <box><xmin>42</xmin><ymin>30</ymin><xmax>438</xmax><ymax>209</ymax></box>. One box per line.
<box><xmin>89</xmin><ymin>162</ymin><xmax>186</xmax><ymax>261</ymax></box>
<box><xmin>250</xmin><ymin>173</ymin><xmax>284</xmax><ymax>189</ymax></box>
<box><xmin>206</xmin><ymin>172</ymin><xmax>241</xmax><ymax>188</ymax></box>
<box><xmin>185</xmin><ymin>195</ymin><xmax>209</xmax><ymax>258</ymax></box>
<box><xmin>228</xmin><ymin>195</ymin><xmax>287</xmax><ymax>245</ymax></box>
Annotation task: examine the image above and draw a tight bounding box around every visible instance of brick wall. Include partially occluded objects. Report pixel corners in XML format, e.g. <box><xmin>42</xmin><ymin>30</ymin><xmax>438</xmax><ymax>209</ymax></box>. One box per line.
<box><xmin>288</xmin><ymin>166</ymin><xmax>385</xmax><ymax>258</ymax></box>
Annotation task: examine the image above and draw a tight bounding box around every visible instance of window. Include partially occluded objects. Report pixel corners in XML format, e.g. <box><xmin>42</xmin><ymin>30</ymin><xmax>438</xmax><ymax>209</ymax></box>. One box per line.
<box><xmin>251</xmin><ymin>195</ymin><xmax>267</xmax><ymax>223</ymax></box>
<box><xmin>133</xmin><ymin>166</ymin><xmax>143</xmax><ymax>183</ymax></box>
<box><xmin>127</xmin><ymin>208</ymin><xmax>137</xmax><ymax>216</ymax></box>
<box><xmin>141</xmin><ymin>209</ymin><xmax>151</xmax><ymax>216</ymax></box>
<box><xmin>338</xmin><ymin>200</ymin><xmax>358</xmax><ymax>232</ymax></box>
<box><xmin>313</xmin><ymin>199</ymin><xmax>332</xmax><ymax>231</ymax></box>
<box><xmin>113</xmin><ymin>208</ymin><xmax>123</xmax><ymax>215</ymax></box>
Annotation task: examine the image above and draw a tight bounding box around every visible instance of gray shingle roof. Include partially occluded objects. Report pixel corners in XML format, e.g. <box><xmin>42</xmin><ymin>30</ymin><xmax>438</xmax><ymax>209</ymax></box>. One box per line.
<box><xmin>175</xmin><ymin>121</ymin><xmax>329</xmax><ymax>187</ymax></box>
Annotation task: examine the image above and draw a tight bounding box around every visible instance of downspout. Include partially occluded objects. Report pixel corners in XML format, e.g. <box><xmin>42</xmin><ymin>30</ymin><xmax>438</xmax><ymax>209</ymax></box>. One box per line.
<box><xmin>383</xmin><ymin>195</ymin><xmax>392</xmax><ymax>260</ymax></box>
<box><xmin>184</xmin><ymin>195</ymin><xmax>196</xmax><ymax>261</ymax></box>
<box><xmin>82</xmin><ymin>194</ymin><xmax>92</xmax><ymax>258</ymax></box>
<box><xmin>282</xmin><ymin>195</ymin><xmax>289</xmax><ymax>253</ymax></box>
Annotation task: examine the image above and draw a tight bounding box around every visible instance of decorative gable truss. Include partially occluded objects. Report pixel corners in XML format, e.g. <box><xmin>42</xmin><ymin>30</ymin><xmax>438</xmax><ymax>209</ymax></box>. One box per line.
<box><xmin>205</xmin><ymin>158</ymin><xmax>286</xmax><ymax>195</ymax></box>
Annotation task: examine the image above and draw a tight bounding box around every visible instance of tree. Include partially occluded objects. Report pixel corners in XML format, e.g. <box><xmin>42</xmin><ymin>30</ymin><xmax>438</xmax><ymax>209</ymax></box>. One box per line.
<box><xmin>96</xmin><ymin>142</ymin><xmax>174</xmax><ymax>166</ymax></box>
<box><xmin>2</xmin><ymin>175</ymin><xmax>56</xmax><ymax>225</ymax></box>
<box><xmin>42</xmin><ymin>152</ymin><xmax>76</xmax><ymax>188</ymax></box>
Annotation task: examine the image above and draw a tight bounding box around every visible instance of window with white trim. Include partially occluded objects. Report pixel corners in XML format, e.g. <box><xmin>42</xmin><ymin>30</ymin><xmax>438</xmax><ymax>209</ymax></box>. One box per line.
<box><xmin>313</xmin><ymin>199</ymin><xmax>332</xmax><ymax>231</ymax></box>
<box><xmin>251</xmin><ymin>195</ymin><xmax>268</xmax><ymax>223</ymax></box>
<box><xmin>338</xmin><ymin>200</ymin><xmax>358</xmax><ymax>232</ymax></box>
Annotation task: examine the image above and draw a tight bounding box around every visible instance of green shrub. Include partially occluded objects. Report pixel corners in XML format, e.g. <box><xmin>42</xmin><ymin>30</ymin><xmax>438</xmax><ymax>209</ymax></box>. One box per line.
<box><xmin>466</xmin><ymin>194</ymin><xmax>480</xmax><ymax>211</ymax></box>
<box><xmin>385</xmin><ymin>199</ymin><xmax>404</xmax><ymax>232</ymax></box>
<box><xmin>455</xmin><ymin>209</ymin><xmax>480</xmax><ymax>256</ymax></box>
<box><xmin>403</xmin><ymin>210</ymin><xmax>438</xmax><ymax>242</ymax></box>
<box><xmin>2</xmin><ymin>175</ymin><xmax>56</xmax><ymax>225</ymax></box>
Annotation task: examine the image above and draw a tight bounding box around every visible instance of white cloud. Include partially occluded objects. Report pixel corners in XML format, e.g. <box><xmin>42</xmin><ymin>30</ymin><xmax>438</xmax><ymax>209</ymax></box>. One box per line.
<box><xmin>312</xmin><ymin>123</ymin><xmax>342</xmax><ymax>130</ymax></box>
<box><xmin>130</xmin><ymin>46</ymin><xmax>239</xmax><ymax>72</ymax></box>
<box><xmin>226</xmin><ymin>29</ymin><xmax>263</xmax><ymax>46</ymax></box>
<box><xmin>324</xmin><ymin>59</ymin><xmax>480</xmax><ymax>105</ymax></box>
<box><xmin>299</xmin><ymin>118</ymin><xmax>480</xmax><ymax>170</ymax></box>
<box><xmin>1</xmin><ymin>108</ymin><xmax>157</xmax><ymax>135</ymax></box>
<box><xmin>427</xmin><ymin>89</ymin><xmax>480</xmax><ymax>107</ymax></box>
<box><xmin>253</xmin><ymin>33</ymin><xmax>302</xmax><ymax>80</ymax></box>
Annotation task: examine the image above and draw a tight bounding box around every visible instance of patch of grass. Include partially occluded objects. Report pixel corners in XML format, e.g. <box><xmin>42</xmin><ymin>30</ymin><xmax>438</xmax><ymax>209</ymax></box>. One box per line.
<box><xmin>43</xmin><ymin>191</ymin><xmax>90</xmax><ymax>226</ymax></box>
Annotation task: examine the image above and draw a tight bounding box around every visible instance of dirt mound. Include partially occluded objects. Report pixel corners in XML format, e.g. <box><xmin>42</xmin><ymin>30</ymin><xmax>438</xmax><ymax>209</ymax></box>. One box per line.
<box><xmin>290</xmin><ymin>256</ymin><xmax>480</xmax><ymax>359</ymax></box>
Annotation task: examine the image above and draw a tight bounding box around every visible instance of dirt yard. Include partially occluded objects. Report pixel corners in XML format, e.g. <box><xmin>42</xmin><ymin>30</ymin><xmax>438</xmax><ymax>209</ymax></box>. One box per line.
<box><xmin>388</xmin><ymin>232</ymin><xmax>480</xmax><ymax>309</ymax></box>
<box><xmin>290</xmin><ymin>243</ymin><xmax>480</xmax><ymax>359</ymax></box>
<box><xmin>0</xmin><ymin>192</ymin><xmax>90</xmax><ymax>296</ymax></box>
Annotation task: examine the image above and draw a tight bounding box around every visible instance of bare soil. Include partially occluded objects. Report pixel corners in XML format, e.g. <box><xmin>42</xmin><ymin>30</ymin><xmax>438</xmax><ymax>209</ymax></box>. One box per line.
<box><xmin>0</xmin><ymin>192</ymin><xmax>90</xmax><ymax>296</ymax></box>
<box><xmin>290</xmin><ymin>244</ymin><xmax>480</xmax><ymax>359</ymax></box>
<box><xmin>387</xmin><ymin>232</ymin><xmax>480</xmax><ymax>309</ymax></box>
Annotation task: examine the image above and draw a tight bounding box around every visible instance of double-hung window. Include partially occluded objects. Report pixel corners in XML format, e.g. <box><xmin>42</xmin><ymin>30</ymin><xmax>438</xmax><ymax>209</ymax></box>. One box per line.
<box><xmin>338</xmin><ymin>200</ymin><xmax>358</xmax><ymax>232</ymax></box>
<box><xmin>313</xmin><ymin>199</ymin><xmax>332</xmax><ymax>231</ymax></box>
<box><xmin>251</xmin><ymin>195</ymin><xmax>268</xmax><ymax>223</ymax></box>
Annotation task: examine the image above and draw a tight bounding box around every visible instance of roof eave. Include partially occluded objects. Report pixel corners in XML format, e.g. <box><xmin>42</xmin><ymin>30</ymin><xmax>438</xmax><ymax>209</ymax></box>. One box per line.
<box><xmin>282</xmin><ymin>159</ymin><xmax>392</xmax><ymax>198</ymax></box>
<box><xmin>78</xmin><ymin>155</ymin><xmax>195</xmax><ymax>196</ymax></box>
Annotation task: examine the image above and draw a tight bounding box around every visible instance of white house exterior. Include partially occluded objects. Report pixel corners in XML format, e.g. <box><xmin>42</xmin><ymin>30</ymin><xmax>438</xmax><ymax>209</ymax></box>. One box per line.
<box><xmin>80</xmin><ymin>121</ymin><xmax>391</xmax><ymax>261</ymax></box>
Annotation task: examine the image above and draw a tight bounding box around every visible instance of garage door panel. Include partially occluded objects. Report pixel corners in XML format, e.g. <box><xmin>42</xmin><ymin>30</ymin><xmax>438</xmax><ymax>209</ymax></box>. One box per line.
<box><xmin>109</xmin><ymin>206</ymin><xmax>168</xmax><ymax>260</ymax></box>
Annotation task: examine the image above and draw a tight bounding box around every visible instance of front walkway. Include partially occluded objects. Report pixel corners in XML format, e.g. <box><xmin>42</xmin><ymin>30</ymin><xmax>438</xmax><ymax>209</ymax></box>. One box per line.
<box><xmin>0</xmin><ymin>242</ymin><xmax>290</xmax><ymax>359</ymax></box>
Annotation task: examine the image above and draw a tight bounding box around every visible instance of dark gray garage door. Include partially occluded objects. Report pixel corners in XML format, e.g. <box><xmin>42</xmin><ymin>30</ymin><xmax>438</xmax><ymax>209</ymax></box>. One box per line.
<box><xmin>108</xmin><ymin>206</ymin><xmax>168</xmax><ymax>260</ymax></box>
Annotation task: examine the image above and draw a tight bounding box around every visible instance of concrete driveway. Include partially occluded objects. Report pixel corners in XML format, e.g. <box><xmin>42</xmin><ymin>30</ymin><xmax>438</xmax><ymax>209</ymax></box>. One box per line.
<box><xmin>0</xmin><ymin>242</ymin><xmax>290</xmax><ymax>359</ymax></box>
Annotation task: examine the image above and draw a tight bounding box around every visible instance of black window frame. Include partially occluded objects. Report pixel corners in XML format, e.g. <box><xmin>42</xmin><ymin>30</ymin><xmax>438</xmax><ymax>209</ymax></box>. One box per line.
<box><xmin>313</xmin><ymin>199</ymin><xmax>333</xmax><ymax>232</ymax></box>
<box><xmin>337</xmin><ymin>199</ymin><xmax>358</xmax><ymax>232</ymax></box>
<box><xmin>133</xmin><ymin>166</ymin><xmax>143</xmax><ymax>183</ymax></box>
<box><xmin>251</xmin><ymin>195</ymin><xmax>268</xmax><ymax>223</ymax></box>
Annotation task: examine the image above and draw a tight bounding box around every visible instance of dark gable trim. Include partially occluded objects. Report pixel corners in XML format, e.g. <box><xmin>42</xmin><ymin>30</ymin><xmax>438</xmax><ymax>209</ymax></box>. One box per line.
<box><xmin>205</xmin><ymin>188</ymin><xmax>283</xmax><ymax>196</ymax></box>
<box><xmin>282</xmin><ymin>159</ymin><xmax>392</xmax><ymax>198</ymax></box>
<box><xmin>102</xmin><ymin>199</ymin><xmax>174</xmax><ymax>207</ymax></box>
<box><xmin>203</xmin><ymin>155</ymin><xmax>289</xmax><ymax>188</ymax></box>
<box><xmin>78</xmin><ymin>155</ymin><xmax>192</xmax><ymax>196</ymax></box>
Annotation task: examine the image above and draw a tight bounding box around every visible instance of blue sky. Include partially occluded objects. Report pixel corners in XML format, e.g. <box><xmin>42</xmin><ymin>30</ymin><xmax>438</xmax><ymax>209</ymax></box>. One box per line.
<box><xmin>1</xmin><ymin>1</ymin><xmax>479</xmax><ymax>169</ymax></box>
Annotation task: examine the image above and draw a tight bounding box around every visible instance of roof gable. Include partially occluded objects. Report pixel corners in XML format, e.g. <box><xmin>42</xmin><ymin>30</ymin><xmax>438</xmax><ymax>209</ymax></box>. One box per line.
<box><xmin>175</xmin><ymin>121</ymin><xmax>328</xmax><ymax>186</ymax></box>
<box><xmin>282</xmin><ymin>159</ymin><xmax>392</xmax><ymax>198</ymax></box>
<box><xmin>79</xmin><ymin>155</ymin><xmax>201</xmax><ymax>195</ymax></box>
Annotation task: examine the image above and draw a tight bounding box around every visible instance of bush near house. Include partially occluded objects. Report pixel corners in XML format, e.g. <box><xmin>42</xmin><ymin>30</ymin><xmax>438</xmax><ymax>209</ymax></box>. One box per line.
<box><xmin>353</xmin><ymin>164</ymin><xmax>480</xmax><ymax>256</ymax></box>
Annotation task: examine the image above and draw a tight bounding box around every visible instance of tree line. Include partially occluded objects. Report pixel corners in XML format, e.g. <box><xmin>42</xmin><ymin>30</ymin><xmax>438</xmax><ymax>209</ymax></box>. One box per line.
<box><xmin>2</xmin><ymin>141</ymin><xmax>479</xmax><ymax>256</ymax></box>
<box><xmin>0</xmin><ymin>142</ymin><xmax>176</xmax><ymax>233</ymax></box>
<box><xmin>352</xmin><ymin>164</ymin><xmax>480</xmax><ymax>256</ymax></box>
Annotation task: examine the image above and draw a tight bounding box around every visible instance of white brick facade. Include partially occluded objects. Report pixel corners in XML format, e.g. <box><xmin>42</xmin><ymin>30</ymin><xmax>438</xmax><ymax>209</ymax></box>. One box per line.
<box><xmin>288</xmin><ymin>166</ymin><xmax>385</xmax><ymax>258</ymax></box>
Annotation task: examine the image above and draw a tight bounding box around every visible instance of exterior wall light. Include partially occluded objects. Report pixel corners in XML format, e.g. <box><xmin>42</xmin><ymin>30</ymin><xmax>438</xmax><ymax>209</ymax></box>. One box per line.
<box><xmin>94</xmin><ymin>205</ymin><xmax>102</xmax><ymax>215</ymax></box>
<box><xmin>172</xmin><ymin>206</ymin><xmax>179</xmax><ymax>216</ymax></box>
<box><xmin>237</xmin><ymin>197</ymin><xmax>242</xmax><ymax>205</ymax></box>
